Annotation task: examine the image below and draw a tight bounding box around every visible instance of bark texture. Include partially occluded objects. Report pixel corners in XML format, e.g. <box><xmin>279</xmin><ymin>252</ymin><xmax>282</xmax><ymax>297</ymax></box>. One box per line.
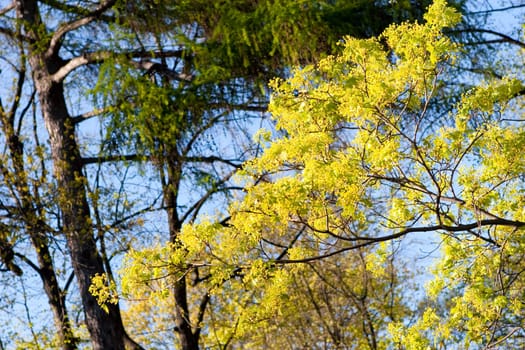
<box><xmin>16</xmin><ymin>0</ymin><xmax>141</xmax><ymax>348</ymax></box>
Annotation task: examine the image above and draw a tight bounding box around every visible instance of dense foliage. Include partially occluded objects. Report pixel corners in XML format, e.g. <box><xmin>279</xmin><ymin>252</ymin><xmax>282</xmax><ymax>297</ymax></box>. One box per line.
<box><xmin>0</xmin><ymin>0</ymin><xmax>523</xmax><ymax>349</ymax></box>
<box><xmin>117</xmin><ymin>1</ymin><xmax>525</xmax><ymax>348</ymax></box>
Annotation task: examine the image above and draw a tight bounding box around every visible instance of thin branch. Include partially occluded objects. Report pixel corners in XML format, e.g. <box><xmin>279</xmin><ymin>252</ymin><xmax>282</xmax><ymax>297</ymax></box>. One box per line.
<box><xmin>463</xmin><ymin>39</ymin><xmax>525</xmax><ymax>47</ymax></box>
<box><xmin>466</xmin><ymin>4</ymin><xmax>525</xmax><ymax>16</ymax></box>
<box><xmin>274</xmin><ymin>219</ymin><xmax>525</xmax><ymax>264</ymax></box>
<box><xmin>369</xmin><ymin>172</ymin><xmax>505</xmax><ymax>221</ymax></box>
<box><xmin>276</xmin><ymin>226</ymin><xmax>306</xmax><ymax>261</ymax></box>
<box><xmin>47</xmin><ymin>0</ymin><xmax>117</xmax><ymax>56</ymax></box>
<box><xmin>63</xmin><ymin>271</ymin><xmax>75</xmax><ymax>293</ymax></box>
<box><xmin>108</xmin><ymin>193</ymin><xmax>163</xmax><ymax>231</ymax></box>
<box><xmin>207</xmin><ymin>102</ymin><xmax>268</xmax><ymax>113</ymax></box>
<box><xmin>194</xmin><ymin>292</ymin><xmax>210</xmax><ymax>340</ymax></box>
<box><xmin>184</xmin><ymin>171</ymin><xmax>239</xmax><ymax>224</ymax></box>
<box><xmin>138</xmin><ymin>61</ymin><xmax>193</xmax><ymax>82</ymax></box>
<box><xmin>450</xmin><ymin>28</ymin><xmax>525</xmax><ymax>49</ymax></box>
<box><xmin>40</xmin><ymin>0</ymin><xmax>113</xmax><ymax>19</ymax></box>
<box><xmin>14</xmin><ymin>253</ymin><xmax>39</xmax><ymax>274</ymax></box>
<box><xmin>0</xmin><ymin>26</ymin><xmax>18</xmax><ymax>40</ymax></box>
<box><xmin>183</xmin><ymin>156</ymin><xmax>242</xmax><ymax>169</ymax></box>
<box><xmin>16</xmin><ymin>89</ymin><xmax>36</xmax><ymax>137</ymax></box>
<box><xmin>82</xmin><ymin>153</ymin><xmax>242</xmax><ymax>169</ymax></box>
<box><xmin>81</xmin><ymin>154</ymin><xmax>142</xmax><ymax>165</ymax></box>
<box><xmin>182</xmin><ymin>112</ymin><xmax>228</xmax><ymax>156</ymax></box>
<box><xmin>71</xmin><ymin>107</ymin><xmax>110</xmax><ymax>124</ymax></box>
<box><xmin>8</xmin><ymin>60</ymin><xmax>25</xmax><ymax>124</ymax></box>
<box><xmin>485</xmin><ymin>327</ymin><xmax>522</xmax><ymax>349</ymax></box>
<box><xmin>21</xmin><ymin>280</ymin><xmax>42</xmax><ymax>350</ymax></box>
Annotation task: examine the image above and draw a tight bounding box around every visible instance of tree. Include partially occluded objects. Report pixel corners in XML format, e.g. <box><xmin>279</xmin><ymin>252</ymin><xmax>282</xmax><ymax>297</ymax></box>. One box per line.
<box><xmin>0</xmin><ymin>0</ymin><xmax>447</xmax><ymax>349</ymax></box>
<box><xmin>89</xmin><ymin>1</ymin><xmax>456</xmax><ymax>349</ymax></box>
<box><xmin>126</xmin><ymin>0</ymin><xmax>525</xmax><ymax>348</ymax></box>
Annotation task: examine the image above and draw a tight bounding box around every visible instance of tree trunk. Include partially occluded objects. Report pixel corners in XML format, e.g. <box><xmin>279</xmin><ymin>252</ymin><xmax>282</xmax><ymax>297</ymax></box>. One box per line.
<box><xmin>164</xmin><ymin>155</ymin><xmax>200</xmax><ymax>350</ymax></box>
<box><xmin>34</xmin><ymin>67</ymin><xmax>129</xmax><ymax>350</ymax></box>
<box><xmin>16</xmin><ymin>1</ymin><xmax>140</xmax><ymax>348</ymax></box>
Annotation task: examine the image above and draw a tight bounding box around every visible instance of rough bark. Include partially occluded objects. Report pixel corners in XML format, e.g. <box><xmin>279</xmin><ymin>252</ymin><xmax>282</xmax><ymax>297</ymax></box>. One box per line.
<box><xmin>31</xmin><ymin>57</ymin><xmax>128</xmax><ymax>350</ymax></box>
<box><xmin>15</xmin><ymin>0</ymin><xmax>142</xmax><ymax>349</ymax></box>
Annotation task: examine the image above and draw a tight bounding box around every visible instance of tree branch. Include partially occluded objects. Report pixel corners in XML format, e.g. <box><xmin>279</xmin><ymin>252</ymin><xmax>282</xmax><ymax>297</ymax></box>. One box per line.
<box><xmin>276</xmin><ymin>226</ymin><xmax>306</xmax><ymax>261</ymax></box>
<box><xmin>52</xmin><ymin>49</ymin><xmax>187</xmax><ymax>83</ymax></box>
<box><xmin>107</xmin><ymin>194</ymin><xmax>163</xmax><ymax>231</ymax></box>
<box><xmin>138</xmin><ymin>61</ymin><xmax>193</xmax><ymax>82</ymax></box>
<box><xmin>82</xmin><ymin>153</ymin><xmax>242</xmax><ymax>170</ymax></box>
<box><xmin>71</xmin><ymin>107</ymin><xmax>110</xmax><ymax>124</ymax></box>
<box><xmin>47</xmin><ymin>0</ymin><xmax>117</xmax><ymax>57</ymax></box>
<box><xmin>39</xmin><ymin>0</ymin><xmax>112</xmax><ymax>18</ymax></box>
<box><xmin>273</xmin><ymin>219</ymin><xmax>525</xmax><ymax>264</ymax></box>
<box><xmin>194</xmin><ymin>292</ymin><xmax>210</xmax><ymax>340</ymax></box>
<box><xmin>9</xmin><ymin>47</ymin><xmax>27</xmax><ymax>126</ymax></box>
<box><xmin>450</xmin><ymin>28</ymin><xmax>525</xmax><ymax>49</ymax></box>
<box><xmin>182</xmin><ymin>170</ymin><xmax>239</xmax><ymax>224</ymax></box>
<box><xmin>0</xmin><ymin>2</ymin><xmax>14</xmax><ymax>16</ymax></box>
<box><xmin>52</xmin><ymin>51</ymin><xmax>111</xmax><ymax>83</ymax></box>
<box><xmin>0</xmin><ymin>26</ymin><xmax>17</xmax><ymax>40</ymax></box>
<box><xmin>466</xmin><ymin>4</ymin><xmax>525</xmax><ymax>16</ymax></box>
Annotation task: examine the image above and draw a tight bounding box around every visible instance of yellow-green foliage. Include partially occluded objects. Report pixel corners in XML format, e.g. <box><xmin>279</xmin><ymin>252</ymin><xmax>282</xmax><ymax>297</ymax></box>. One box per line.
<box><xmin>114</xmin><ymin>0</ymin><xmax>525</xmax><ymax>348</ymax></box>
